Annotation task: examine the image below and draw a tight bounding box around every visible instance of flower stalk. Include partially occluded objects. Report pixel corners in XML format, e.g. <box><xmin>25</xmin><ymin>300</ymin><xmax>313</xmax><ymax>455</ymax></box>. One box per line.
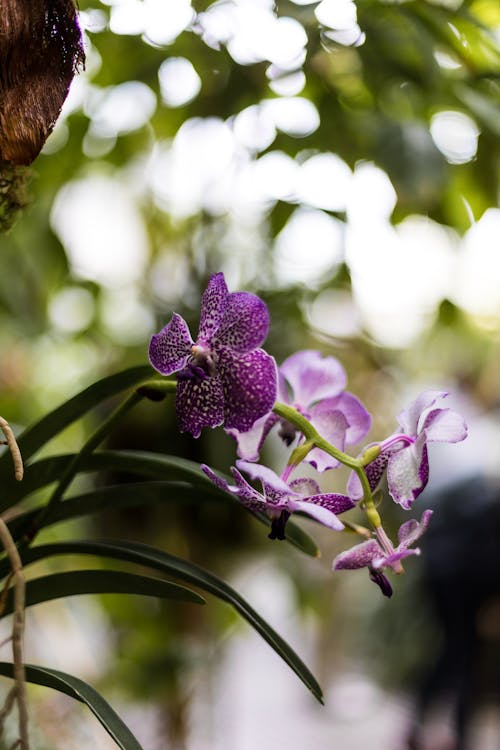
<box><xmin>273</xmin><ymin>401</ymin><xmax>382</xmax><ymax>529</ymax></box>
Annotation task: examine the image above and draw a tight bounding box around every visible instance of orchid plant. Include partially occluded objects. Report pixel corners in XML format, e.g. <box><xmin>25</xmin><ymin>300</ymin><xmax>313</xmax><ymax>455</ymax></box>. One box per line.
<box><xmin>0</xmin><ymin>272</ymin><xmax>467</xmax><ymax>750</ymax></box>
<box><xmin>149</xmin><ymin>272</ymin><xmax>467</xmax><ymax>598</ymax></box>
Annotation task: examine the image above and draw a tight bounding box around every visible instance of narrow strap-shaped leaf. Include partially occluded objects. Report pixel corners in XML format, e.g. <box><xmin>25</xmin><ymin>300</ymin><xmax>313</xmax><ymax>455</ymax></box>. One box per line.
<box><xmin>10</xmin><ymin>481</ymin><xmax>217</xmax><ymax>535</ymax></box>
<box><xmin>7</xmin><ymin>476</ymin><xmax>319</xmax><ymax>559</ymax></box>
<box><xmin>14</xmin><ymin>540</ymin><xmax>324</xmax><ymax>703</ymax></box>
<box><xmin>2</xmin><ymin>569</ymin><xmax>205</xmax><ymax>615</ymax></box>
<box><xmin>0</xmin><ymin>662</ymin><xmax>144</xmax><ymax>750</ymax></box>
<box><xmin>1</xmin><ymin>450</ymin><xmax>218</xmax><ymax>505</ymax></box>
<box><xmin>4</xmin><ymin>450</ymin><xmax>319</xmax><ymax>558</ymax></box>
<box><xmin>0</xmin><ymin>365</ymin><xmax>152</xmax><ymax>474</ymax></box>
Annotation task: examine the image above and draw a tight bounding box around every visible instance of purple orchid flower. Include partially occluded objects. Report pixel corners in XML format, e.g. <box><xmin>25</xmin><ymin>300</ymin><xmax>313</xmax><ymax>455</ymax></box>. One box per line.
<box><xmin>333</xmin><ymin>509</ymin><xmax>433</xmax><ymax>597</ymax></box>
<box><xmin>201</xmin><ymin>459</ymin><xmax>355</xmax><ymax>540</ymax></box>
<box><xmin>348</xmin><ymin>391</ymin><xmax>467</xmax><ymax>509</ymax></box>
<box><xmin>227</xmin><ymin>350</ymin><xmax>371</xmax><ymax>472</ymax></box>
<box><xmin>149</xmin><ymin>273</ymin><xmax>277</xmax><ymax>438</ymax></box>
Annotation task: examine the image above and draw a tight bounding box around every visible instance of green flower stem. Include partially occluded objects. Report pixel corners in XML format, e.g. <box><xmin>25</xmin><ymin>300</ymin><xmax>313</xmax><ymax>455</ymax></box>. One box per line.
<box><xmin>272</xmin><ymin>402</ymin><xmax>382</xmax><ymax>529</ymax></box>
<box><xmin>26</xmin><ymin>380</ymin><xmax>176</xmax><ymax>542</ymax></box>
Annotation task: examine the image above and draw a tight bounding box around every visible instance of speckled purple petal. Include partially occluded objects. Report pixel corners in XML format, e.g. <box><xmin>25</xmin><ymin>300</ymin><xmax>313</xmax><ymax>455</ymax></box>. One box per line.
<box><xmin>215</xmin><ymin>292</ymin><xmax>270</xmax><ymax>352</ymax></box>
<box><xmin>333</xmin><ymin>540</ymin><xmax>381</xmax><ymax>570</ymax></box>
<box><xmin>230</xmin><ymin>467</ymin><xmax>269</xmax><ymax>507</ymax></box>
<box><xmin>200</xmin><ymin>464</ymin><xmax>267</xmax><ymax>513</ymax></box>
<box><xmin>397</xmin><ymin>509</ymin><xmax>433</xmax><ymax>548</ymax></box>
<box><xmin>347</xmin><ymin>448</ymin><xmax>391</xmax><ymax>499</ymax></box>
<box><xmin>149</xmin><ymin>313</ymin><xmax>193</xmax><ymax>375</ymax></box>
<box><xmin>236</xmin><ymin>463</ymin><xmax>291</xmax><ymax>509</ymax></box>
<box><xmin>307</xmin><ymin>404</ymin><xmax>349</xmax><ymax>472</ymax></box>
<box><xmin>280</xmin><ymin>350</ymin><xmax>347</xmax><ymax>407</ymax></box>
<box><xmin>176</xmin><ymin>374</ymin><xmax>225</xmax><ymax>438</ymax></box>
<box><xmin>397</xmin><ymin>390</ymin><xmax>448</xmax><ymax>436</ymax></box>
<box><xmin>387</xmin><ymin>432</ymin><xmax>428</xmax><ymax>509</ymax></box>
<box><xmin>218</xmin><ymin>346</ymin><xmax>277</xmax><ymax>432</ymax></box>
<box><xmin>306</xmin><ymin>492</ymin><xmax>355</xmax><ymax>515</ymax></box>
<box><xmin>421</xmin><ymin>408</ymin><xmax>468</xmax><ymax>444</ymax></box>
<box><xmin>197</xmin><ymin>273</ymin><xmax>229</xmax><ymax>343</ymax></box>
<box><xmin>226</xmin><ymin>413</ymin><xmax>278</xmax><ymax>461</ymax></box>
<box><xmin>288</xmin><ymin>498</ymin><xmax>345</xmax><ymax>530</ymax></box>
<box><xmin>200</xmin><ymin>464</ymin><xmax>234</xmax><ymax>495</ymax></box>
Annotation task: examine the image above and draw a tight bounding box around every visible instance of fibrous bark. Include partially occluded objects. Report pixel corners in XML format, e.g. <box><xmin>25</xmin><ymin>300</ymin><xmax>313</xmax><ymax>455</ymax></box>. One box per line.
<box><xmin>0</xmin><ymin>0</ymin><xmax>85</xmax><ymax>165</ymax></box>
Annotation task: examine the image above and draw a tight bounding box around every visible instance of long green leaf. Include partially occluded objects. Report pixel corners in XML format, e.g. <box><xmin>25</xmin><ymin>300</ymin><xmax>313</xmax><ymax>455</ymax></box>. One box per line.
<box><xmin>14</xmin><ymin>540</ymin><xmax>324</xmax><ymax>703</ymax></box>
<box><xmin>1</xmin><ymin>450</ymin><xmax>217</xmax><ymax>505</ymax></box>
<box><xmin>0</xmin><ymin>365</ymin><xmax>152</xmax><ymax>474</ymax></box>
<box><xmin>0</xmin><ymin>662</ymin><xmax>144</xmax><ymax>750</ymax></box>
<box><xmin>2</xmin><ymin>569</ymin><xmax>205</xmax><ymax>615</ymax></box>
<box><xmin>9</xmin><ymin>482</ymin><xmax>224</xmax><ymax>540</ymax></box>
<box><xmin>5</xmin><ymin>451</ymin><xmax>319</xmax><ymax>558</ymax></box>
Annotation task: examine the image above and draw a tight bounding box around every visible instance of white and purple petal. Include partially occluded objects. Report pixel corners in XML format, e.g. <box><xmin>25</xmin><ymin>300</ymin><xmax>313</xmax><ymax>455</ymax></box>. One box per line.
<box><xmin>397</xmin><ymin>390</ymin><xmax>448</xmax><ymax>436</ymax></box>
<box><xmin>230</xmin><ymin>465</ymin><xmax>288</xmax><ymax>512</ymax></box>
<box><xmin>397</xmin><ymin>509</ymin><xmax>433</xmax><ymax>549</ymax></box>
<box><xmin>197</xmin><ymin>272</ymin><xmax>229</xmax><ymax>343</ymax></box>
<box><xmin>386</xmin><ymin>432</ymin><xmax>429</xmax><ymax>509</ymax></box>
<box><xmin>226</xmin><ymin>412</ymin><xmax>278</xmax><ymax>462</ymax></box>
<box><xmin>218</xmin><ymin>346</ymin><xmax>277</xmax><ymax>432</ymax></box>
<box><xmin>421</xmin><ymin>408</ymin><xmax>468</xmax><ymax>444</ymax></box>
<box><xmin>280</xmin><ymin>350</ymin><xmax>347</xmax><ymax>407</ymax></box>
<box><xmin>331</xmin><ymin>392</ymin><xmax>372</xmax><ymax>446</ymax></box>
<box><xmin>229</xmin><ymin>466</ymin><xmax>273</xmax><ymax>512</ymax></box>
<box><xmin>288</xmin><ymin>498</ymin><xmax>345</xmax><ymax>530</ymax></box>
<box><xmin>176</xmin><ymin>374</ymin><xmax>225</xmax><ymax>438</ymax></box>
<box><xmin>333</xmin><ymin>540</ymin><xmax>381</xmax><ymax>570</ymax></box>
<box><xmin>374</xmin><ymin>547</ymin><xmax>420</xmax><ymax>569</ymax></box>
<box><xmin>149</xmin><ymin>313</ymin><xmax>193</xmax><ymax>375</ymax></box>
<box><xmin>215</xmin><ymin>292</ymin><xmax>270</xmax><ymax>352</ymax></box>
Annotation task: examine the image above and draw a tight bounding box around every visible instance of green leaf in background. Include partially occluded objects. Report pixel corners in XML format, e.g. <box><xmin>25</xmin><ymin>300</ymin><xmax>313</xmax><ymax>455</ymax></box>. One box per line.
<box><xmin>1</xmin><ymin>449</ymin><xmax>217</xmax><ymax>505</ymax></box>
<box><xmin>14</xmin><ymin>539</ymin><xmax>324</xmax><ymax>704</ymax></box>
<box><xmin>0</xmin><ymin>662</ymin><xmax>144</xmax><ymax>750</ymax></box>
<box><xmin>0</xmin><ymin>365</ymin><xmax>152</xmax><ymax>473</ymax></box>
<box><xmin>2</xmin><ymin>569</ymin><xmax>205</xmax><ymax>615</ymax></box>
<box><xmin>5</xmin><ymin>451</ymin><xmax>319</xmax><ymax>558</ymax></box>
